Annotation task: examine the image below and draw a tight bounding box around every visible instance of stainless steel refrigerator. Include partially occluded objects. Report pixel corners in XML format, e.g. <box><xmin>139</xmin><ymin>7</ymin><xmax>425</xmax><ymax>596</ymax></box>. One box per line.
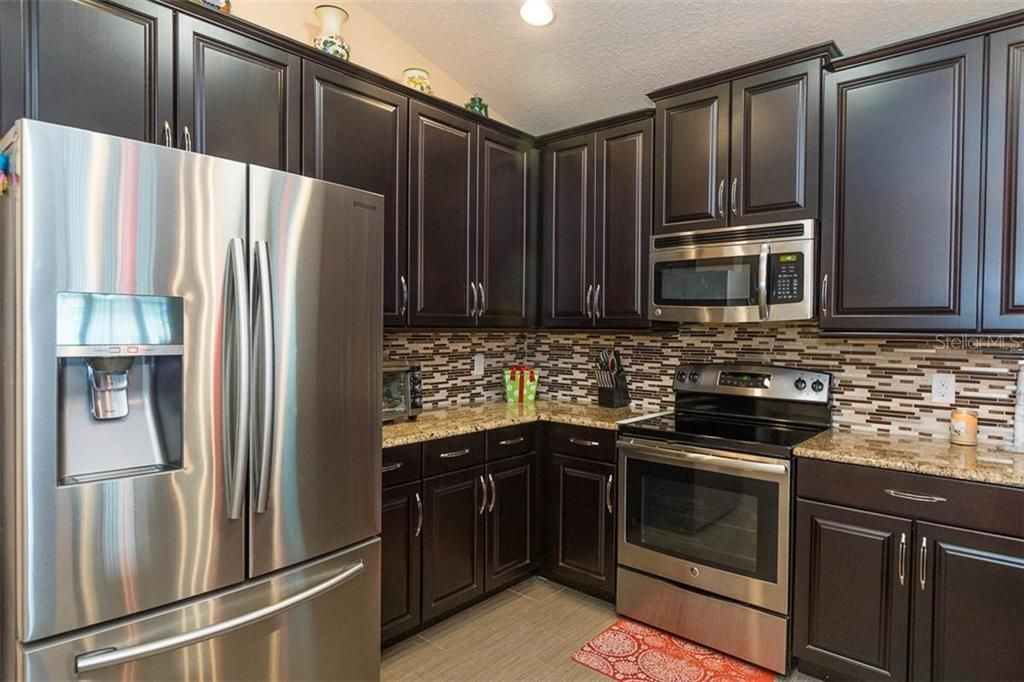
<box><xmin>0</xmin><ymin>120</ymin><xmax>383</xmax><ymax>680</ymax></box>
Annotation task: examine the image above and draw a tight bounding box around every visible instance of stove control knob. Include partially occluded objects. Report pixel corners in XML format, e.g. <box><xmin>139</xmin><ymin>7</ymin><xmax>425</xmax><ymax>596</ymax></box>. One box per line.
<box><xmin>794</xmin><ymin>378</ymin><xmax>807</xmax><ymax>391</ymax></box>
<box><xmin>675</xmin><ymin>369</ymin><xmax>687</xmax><ymax>383</ymax></box>
<box><xmin>689</xmin><ymin>371</ymin><xmax>700</xmax><ymax>384</ymax></box>
<box><xmin>812</xmin><ymin>380</ymin><xmax>825</xmax><ymax>393</ymax></box>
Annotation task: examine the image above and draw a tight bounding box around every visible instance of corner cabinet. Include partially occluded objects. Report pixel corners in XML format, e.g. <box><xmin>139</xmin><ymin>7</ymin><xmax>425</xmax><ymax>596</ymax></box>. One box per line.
<box><xmin>652</xmin><ymin>56</ymin><xmax>823</xmax><ymax>235</ymax></box>
<box><xmin>819</xmin><ymin>39</ymin><xmax>985</xmax><ymax>331</ymax></box>
<box><xmin>542</xmin><ymin>115</ymin><xmax>652</xmax><ymax>329</ymax></box>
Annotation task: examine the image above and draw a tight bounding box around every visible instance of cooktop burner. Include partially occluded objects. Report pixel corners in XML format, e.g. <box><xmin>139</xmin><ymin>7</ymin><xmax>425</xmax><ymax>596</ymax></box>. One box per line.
<box><xmin>618</xmin><ymin>412</ymin><xmax>826</xmax><ymax>459</ymax></box>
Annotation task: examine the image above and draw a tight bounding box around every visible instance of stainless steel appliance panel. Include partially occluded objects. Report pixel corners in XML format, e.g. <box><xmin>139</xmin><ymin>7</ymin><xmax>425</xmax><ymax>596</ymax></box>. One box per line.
<box><xmin>247</xmin><ymin>166</ymin><xmax>383</xmax><ymax>577</ymax></box>
<box><xmin>20</xmin><ymin>538</ymin><xmax>381</xmax><ymax>681</ymax></box>
<box><xmin>1</xmin><ymin>120</ymin><xmax>248</xmax><ymax>642</ymax></box>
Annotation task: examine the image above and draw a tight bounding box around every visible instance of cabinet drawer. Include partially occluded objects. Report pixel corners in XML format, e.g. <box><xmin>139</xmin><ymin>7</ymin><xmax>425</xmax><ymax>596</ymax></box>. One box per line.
<box><xmin>382</xmin><ymin>443</ymin><xmax>421</xmax><ymax>487</ymax></box>
<box><xmin>797</xmin><ymin>458</ymin><xmax>1024</xmax><ymax>538</ymax></box>
<box><xmin>423</xmin><ymin>432</ymin><xmax>486</xmax><ymax>476</ymax></box>
<box><xmin>487</xmin><ymin>424</ymin><xmax>536</xmax><ymax>460</ymax></box>
<box><xmin>547</xmin><ymin>423</ymin><xmax>616</xmax><ymax>462</ymax></box>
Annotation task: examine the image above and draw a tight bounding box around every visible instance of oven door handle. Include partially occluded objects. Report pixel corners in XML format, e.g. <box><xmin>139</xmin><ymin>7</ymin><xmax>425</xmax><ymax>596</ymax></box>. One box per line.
<box><xmin>619</xmin><ymin>440</ymin><xmax>788</xmax><ymax>476</ymax></box>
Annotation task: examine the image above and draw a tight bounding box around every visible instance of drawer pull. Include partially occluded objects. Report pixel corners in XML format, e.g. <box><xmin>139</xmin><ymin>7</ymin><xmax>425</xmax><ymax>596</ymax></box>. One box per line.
<box><xmin>381</xmin><ymin>462</ymin><xmax>403</xmax><ymax>473</ymax></box>
<box><xmin>440</xmin><ymin>448</ymin><xmax>471</xmax><ymax>459</ymax></box>
<box><xmin>884</xmin><ymin>489</ymin><xmax>947</xmax><ymax>503</ymax></box>
<box><xmin>570</xmin><ymin>438</ymin><xmax>600</xmax><ymax>448</ymax></box>
<box><xmin>499</xmin><ymin>437</ymin><xmax>524</xmax><ymax>446</ymax></box>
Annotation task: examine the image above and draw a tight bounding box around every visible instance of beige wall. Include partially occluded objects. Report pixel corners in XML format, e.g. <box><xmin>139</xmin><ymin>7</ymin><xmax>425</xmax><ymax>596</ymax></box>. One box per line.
<box><xmin>231</xmin><ymin>0</ymin><xmax>502</xmax><ymax>122</ymax></box>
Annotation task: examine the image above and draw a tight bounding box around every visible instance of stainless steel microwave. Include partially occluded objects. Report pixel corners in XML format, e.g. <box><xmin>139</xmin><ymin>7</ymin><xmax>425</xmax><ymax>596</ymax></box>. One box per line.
<box><xmin>649</xmin><ymin>219</ymin><xmax>816</xmax><ymax>324</ymax></box>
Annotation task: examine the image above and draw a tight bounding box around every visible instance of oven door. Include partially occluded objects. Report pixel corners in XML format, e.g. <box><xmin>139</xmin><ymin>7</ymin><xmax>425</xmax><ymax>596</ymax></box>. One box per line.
<box><xmin>617</xmin><ymin>438</ymin><xmax>791</xmax><ymax>614</ymax></box>
<box><xmin>382</xmin><ymin>366</ymin><xmax>412</xmax><ymax>422</ymax></box>
<box><xmin>649</xmin><ymin>237</ymin><xmax>814</xmax><ymax>323</ymax></box>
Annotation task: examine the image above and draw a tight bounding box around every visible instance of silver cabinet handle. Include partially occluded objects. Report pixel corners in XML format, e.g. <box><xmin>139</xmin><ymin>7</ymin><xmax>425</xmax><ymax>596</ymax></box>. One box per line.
<box><xmin>470</xmin><ymin>282</ymin><xmax>479</xmax><ymax>318</ymax></box>
<box><xmin>75</xmin><ymin>559</ymin><xmax>365</xmax><ymax>674</ymax></box>
<box><xmin>381</xmin><ymin>462</ymin><xmax>403</xmax><ymax>473</ymax></box>
<box><xmin>757</xmin><ymin>243</ymin><xmax>770</xmax><ymax>320</ymax></box>
<box><xmin>478</xmin><ymin>475</ymin><xmax>487</xmax><ymax>515</ymax></box>
<box><xmin>499</xmin><ymin>437</ymin><xmax>524</xmax><ymax>446</ymax></box>
<box><xmin>183</xmin><ymin>125</ymin><xmax>192</xmax><ymax>152</ymax></box>
<box><xmin>223</xmin><ymin>238</ymin><xmax>250</xmax><ymax>521</ymax></box>
<box><xmin>717</xmin><ymin>179</ymin><xmax>725</xmax><ymax>218</ymax></box>
<box><xmin>399</xmin><ymin>275</ymin><xmax>408</xmax><ymax>316</ymax></box>
<box><xmin>605</xmin><ymin>474</ymin><xmax>614</xmax><ymax>514</ymax></box>
<box><xmin>253</xmin><ymin>240</ymin><xmax>275</xmax><ymax>515</ymax></box>
<box><xmin>730</xmin><ymin>177</ymin><xmax>738</xmax><ymax>215</ymax></box>
<box><xmin>439</xmin><ymin>448</ymin><xmax>470</xmax><ymax>459</ymax></box>
<box><xmin>919</xmin><ymin>536</ymin><xmax>928</xmax><ymax>590</ymax></box>
<box><xmin>885</xmin><ymin>489</ymin><xmax>947</xmax><ymax>503</ymax></box>
<box><xmin>898</xmin><ymin>532</ymin><xmax>907</xmax><ymax>586</ymax></box>
<box><xmin>162</xmin><ymin>121</ymin><xmax>172</xmax><ymax>147</ymax></box>
<box><xmin>585</xmin><ymin>283</ymin><xmax>593</xmax><ymax>319</ymax></box>
<box><xmin>487</xmin><ymin>473</ymin><xmax>496</xmax><ymax>513</ymax></box>
<box><xmin>820</xmin><ymin>274</ymin><xmax>828</xmax><ymax>316</ymax></box>
<box><xmin>478</xmin><ymin>281</ymin><xmax>486</xmax><ymax>317</ymax></box>
<box><xmin>594</xmin><ymin>284</ymin><xmax>602</xmax><ymax>319</ymax></box>
<box><xmin>570</xmin><ymin>438</ymin><xmax>600</xmax><ymax>447</ymax></box>
<box><xmin>414</xmin><ymin>492</ymin><xmax>423</xmax><ymax>537</ymax></box>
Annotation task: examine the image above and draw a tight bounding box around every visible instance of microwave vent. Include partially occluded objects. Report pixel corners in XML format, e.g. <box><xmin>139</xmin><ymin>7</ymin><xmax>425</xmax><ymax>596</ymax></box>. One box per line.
<box><xmin>653</xmin><ymin>223</ymin><xmax>807</xmax><ymax>249</ymax></box>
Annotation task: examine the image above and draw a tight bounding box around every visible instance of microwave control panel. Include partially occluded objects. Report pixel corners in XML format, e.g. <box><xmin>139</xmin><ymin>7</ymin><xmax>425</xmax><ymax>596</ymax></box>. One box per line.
<box><xmin>770</xmin><ymin>253</ymin><xmax>803</xmax><ymax>303</ymax></box>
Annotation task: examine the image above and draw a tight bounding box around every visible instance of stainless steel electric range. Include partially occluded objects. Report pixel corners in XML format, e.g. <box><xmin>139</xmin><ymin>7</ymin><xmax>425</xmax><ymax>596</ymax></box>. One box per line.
<box><xmin>615</xmin><ymin>363</ymin><xmax>832</xmax><ymax>674</ymax></box>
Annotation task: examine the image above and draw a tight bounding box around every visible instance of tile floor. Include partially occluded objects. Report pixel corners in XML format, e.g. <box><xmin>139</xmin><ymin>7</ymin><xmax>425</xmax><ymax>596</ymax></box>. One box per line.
<box><xmin>380</xmin><ymin>576</ymin><xmax>819</xmax><ymax>681</ymax></box>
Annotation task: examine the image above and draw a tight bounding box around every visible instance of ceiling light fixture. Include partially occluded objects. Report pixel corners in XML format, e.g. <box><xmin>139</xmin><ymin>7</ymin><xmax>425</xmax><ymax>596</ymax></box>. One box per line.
<box><xmin>520</xmin><ymin>0</ymin><xmax>554</xmax><ymax>27</ymax></box>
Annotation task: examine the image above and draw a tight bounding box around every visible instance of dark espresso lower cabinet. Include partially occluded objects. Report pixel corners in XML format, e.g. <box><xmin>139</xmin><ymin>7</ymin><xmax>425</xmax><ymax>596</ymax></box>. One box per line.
<box><xmin>485</xmin><ymin>454</ymin><xmax>536</xmax><ymax>592</ymax></box>
<box><xmin>381</xmin><ymin>481</ymin><xmax>422</xmax><ymax>644</ymax></box>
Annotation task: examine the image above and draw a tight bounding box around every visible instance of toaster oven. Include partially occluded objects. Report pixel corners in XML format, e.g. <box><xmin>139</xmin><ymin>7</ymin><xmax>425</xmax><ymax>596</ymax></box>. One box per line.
<box><xmin>383</xmin><ymin>361</ymin><xmax>422</xmax><ymax>423</ymax></box>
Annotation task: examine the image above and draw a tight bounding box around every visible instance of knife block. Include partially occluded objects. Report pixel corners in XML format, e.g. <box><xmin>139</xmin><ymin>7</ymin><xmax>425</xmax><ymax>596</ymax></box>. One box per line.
<box><xmin>598</xmin><ymin>374</ymin><xmax>631</xmax><ymax>408</ymax></box>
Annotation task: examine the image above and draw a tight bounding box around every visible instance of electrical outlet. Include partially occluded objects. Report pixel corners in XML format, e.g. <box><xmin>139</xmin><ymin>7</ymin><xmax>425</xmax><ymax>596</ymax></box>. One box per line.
<box><xmin>931</xmin><ymin>373</ymin><xmax>957</xmax><ymax>405</ymax></box>
<box><xmin>472</xmin><ymin>353</ymin><xmax>484</xmax><ymax>377</ymax></box>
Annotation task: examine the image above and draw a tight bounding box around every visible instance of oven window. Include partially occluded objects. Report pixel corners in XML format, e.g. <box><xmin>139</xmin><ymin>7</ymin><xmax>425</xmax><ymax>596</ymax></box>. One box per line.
<box><xmin>625</xmin><ymin>457</ymin><xmax>779</xmax><ymax>582</ymax></box>
<box><xmin>653</xmin><ymin>256</ymin><xmax>758</xmax><ymax>307</ymax></box>
<box><xmin>382</xmin><ymin>371</ymin><xmax>409</xmax><ymax>416</ymax></box>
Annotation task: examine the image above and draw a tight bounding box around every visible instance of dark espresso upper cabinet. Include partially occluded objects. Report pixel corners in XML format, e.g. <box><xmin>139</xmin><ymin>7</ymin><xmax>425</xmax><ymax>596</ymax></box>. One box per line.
<box><xmin>302</xmin><ymin>63</ymin><xmax>408</xmax><ymax>326</ymax></box>
<box><xmin>477</xmin><ymin>127</ymin><xmax>531</xmax><ymax>327</ymax></box>
<box><xmin>1</xmin><ymin>0</ymin><xmax>174</xmax><ymax>142</ymax></box>
<box><xmin>820</xmin><ymin>39</ymin><xmax>984</xmax><ymax>331</ymax></box>
<box><xmin>409</xmin><ymin>101</ymin><xmax>478</xmax><ymax>327</ymax></box>
<box><xmin>542</xmin><ymin>115</ymin><xmax>652</xmax><ymax>329</ymax></box>
<box><xmin>654</xmin><ymin>84</ymin><xmax>730</xmax><ymax>234</ymax></box>
<box><xmin>177</xmin><ymin>15</ymin><xmax>299</xmax><ymax>170</ymax></box>
<box><xmin>984</xmin><ymin>26</ymin><xmax>1024</xmax><ymax>331</ymax></box>
<box><xmin>730</xmin><ymin>61</ymin><xmax>820</xmax><ymax>224</ymax></box>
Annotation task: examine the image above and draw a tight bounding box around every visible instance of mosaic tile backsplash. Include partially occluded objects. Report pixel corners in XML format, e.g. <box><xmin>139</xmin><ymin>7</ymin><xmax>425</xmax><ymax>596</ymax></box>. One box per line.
<box><xmin>384</xmin><ymin>323</ymin><xmax>1024</xmax><ymax>445</ymax></box>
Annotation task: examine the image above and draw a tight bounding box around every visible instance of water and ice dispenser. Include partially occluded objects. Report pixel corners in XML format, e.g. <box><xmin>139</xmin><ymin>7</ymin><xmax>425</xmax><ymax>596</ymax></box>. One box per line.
<box><xmin>56</xmin><ymin>292</ymin><xmax>184</xmax><ymax>485</ymax></box>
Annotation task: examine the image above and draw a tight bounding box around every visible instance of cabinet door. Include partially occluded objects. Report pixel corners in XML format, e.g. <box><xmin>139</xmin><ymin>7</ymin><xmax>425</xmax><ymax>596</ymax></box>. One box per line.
<box><xmin>594</xmin><ymin>118</ymin><xmax>652</xmax><ymax>328</ymax></box>
<box><xmin>302</xmin><ymin>63</ymin><xmax>408</xmax><ymax>326</ymax></box>
<box><xmin>793</xmin><ymin>500</ymin><xmax>912</xmax><ymax>681</ymax></box>
<box><xmin>421</xmin><ymin>466</ymin><xmax>485</xmax><ymax>622</ymax></box>
<box><xmin>542</xmin><ymin>133</ymin><xmax>596</xmax><ymax>328</ymax></box>
<box><xmin>820</xmin><ymin>39</ymin><xmax>984</xmax><ymax>331</ymax></box>
<box><xmin>477</xmin><ymin>127</ymin><xmax>530</xmax><ymax>327</ymax></box>
<box><xmin>485</xmin><ymin>454</ymin><xmax>535</xmax><ymax>592</ymax></box>
<box><xmin>381</xmin><ymin>482</ymin><xmax>422</xmax><ymax>644</ymax></box>
<box><xmin>545</xmin><ymin>453</ymin><xmax>615</xmax><ymax>597</ymax></box>
<box><xmin>177</xmin><ymin>15</ymin><xmax>299</xmax><ymax>170</ymax></box>
<box><xmin>5</xmin><ymin>0</ymin><xmax>173</xmax><ymax>142</ymax></box>
<box><xmin>983</xmin><ymin>26</ymin><xmax>1024</xmax><ymax>331</ymax></box>
<box><xmin>409</xmin><ymin>102</ymin><xmax>478</xmax><ymax>327</ymax></box>
<box><xmin>912</xmin><ymin>522</ymin><xmax>1024</xmax><ymax>682</ymax></box>
<box><xmin>730</xmin><ymin>60</ymin><xmax>820</xmax><ymax>225</ymax></box>
<box><xmin>653</xmin><ymin>83</ymin><xmax>730</xmax><ymax>234</ymax></box>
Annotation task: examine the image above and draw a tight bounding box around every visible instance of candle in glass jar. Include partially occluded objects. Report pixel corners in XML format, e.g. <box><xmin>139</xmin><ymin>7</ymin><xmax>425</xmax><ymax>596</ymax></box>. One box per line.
<box><xmin>950</xmin><ymin>408</ymin><xmax>978</xmax><ymax>446</ymax></box>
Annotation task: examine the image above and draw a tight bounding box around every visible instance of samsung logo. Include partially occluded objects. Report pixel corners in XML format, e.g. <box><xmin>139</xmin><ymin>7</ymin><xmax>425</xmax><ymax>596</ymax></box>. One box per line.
<box><xmin>353</xmin><ymin>200</ymin><xmax>378</xmax><ymax>211</ymax></box>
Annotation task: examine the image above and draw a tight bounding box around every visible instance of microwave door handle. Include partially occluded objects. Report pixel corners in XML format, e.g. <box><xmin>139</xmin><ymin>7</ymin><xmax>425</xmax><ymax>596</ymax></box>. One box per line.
<box><xmin>757</xmin><ymin>243</ymin><xmax>770</xmax><ymax>320</ymax></box>
<box><xmin>254</xmin><ymin>241</ymin><xmax>275</xmax><ymax>514</ymax></box>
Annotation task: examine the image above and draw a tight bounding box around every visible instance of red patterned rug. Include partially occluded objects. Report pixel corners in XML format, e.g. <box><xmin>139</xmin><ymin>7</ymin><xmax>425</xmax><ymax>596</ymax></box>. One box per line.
<box><xmin>572</xmin><ymin>619</ymin><xmax>777</xmax><ymax>682</ymax></box>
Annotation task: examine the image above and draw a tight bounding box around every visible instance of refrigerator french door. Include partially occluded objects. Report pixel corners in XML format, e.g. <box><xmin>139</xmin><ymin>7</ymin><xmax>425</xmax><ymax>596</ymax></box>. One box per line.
<box><xmin>0</xmin><ymin>120</ymin><xmax>383</xmax><ymax>680</ymax></box>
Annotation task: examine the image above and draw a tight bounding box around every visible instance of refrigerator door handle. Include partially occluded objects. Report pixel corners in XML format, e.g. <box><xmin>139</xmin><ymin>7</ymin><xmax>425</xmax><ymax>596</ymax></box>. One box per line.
<box><xmin>74</xmin><ymin>560</ymin><xmax>366</xmax><ymax>674</ymax></box>
<box><xmin>254</xmin><ymin>240</ymin><xmax>276</xmax><ymax>514</ymax></box>
<box><xmin>224</xmin><ymin>238</ymin><xmax>251</xmax><ymax>521</ymax></box>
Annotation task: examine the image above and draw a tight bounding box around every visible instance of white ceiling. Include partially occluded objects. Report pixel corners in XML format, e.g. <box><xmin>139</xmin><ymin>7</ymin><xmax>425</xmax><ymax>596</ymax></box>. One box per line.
<box><xmin>359</xmin><ymin>0</ymin><xmax>1023</xmax><ymax>135</ymax></box>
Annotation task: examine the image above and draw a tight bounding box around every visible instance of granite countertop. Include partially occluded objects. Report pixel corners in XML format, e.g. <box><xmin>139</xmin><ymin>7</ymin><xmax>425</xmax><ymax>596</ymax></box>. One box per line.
<box><xmin>383</xmin><ymin>400</ymin><xmax>655</xmax><ymax>448</ymax></box>
<box><xmin>795</xmin><ymin>430</ymin><xmax>1024</xmax><ymax>489</ymax></box>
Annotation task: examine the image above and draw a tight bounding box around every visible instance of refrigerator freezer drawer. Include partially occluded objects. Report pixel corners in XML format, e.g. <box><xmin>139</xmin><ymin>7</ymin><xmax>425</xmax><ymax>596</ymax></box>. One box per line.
<box><xmin>19</xmin><ymin>538</ymin><xmax>381</xmax><ymax>682</ymax></box>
